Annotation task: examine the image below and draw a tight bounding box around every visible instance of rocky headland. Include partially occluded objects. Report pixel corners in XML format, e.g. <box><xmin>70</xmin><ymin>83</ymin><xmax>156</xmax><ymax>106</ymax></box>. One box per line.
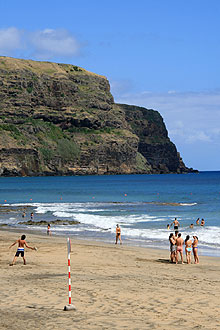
<box><xmin>0</xmin><ymin>56</ymin><xmax>196</xmax><ymax>176</ymax></box>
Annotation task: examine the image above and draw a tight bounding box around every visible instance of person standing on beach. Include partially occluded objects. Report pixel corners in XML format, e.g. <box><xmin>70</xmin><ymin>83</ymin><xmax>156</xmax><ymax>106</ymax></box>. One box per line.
<box><xmin>115</xmin><ymin>224</ymin><xmax>122</xmax><ymax>245</ymax></box>
<box><xmin>30</xmin><ymin>212</ymin><xmax>34</xmax><ymax>220</ymax></box>
<box><xmin>171</xmin><ymin>218</ymin><xmax>180</xmax><ymax>231</ymax></box>
<box><xmin>169</xmin><ymin>233</ymin><xmax>176</xmax><ymax>263</ymax></box>
<box><xmin>9</xmin><ymin>235</ymin><xmax>36</xmax><ymax>266</ymax></box>
<box><xmin>176</xmin><ymin>233</ymin><xmax>184</xmax><ymax>264</ymax></box>
<box><xmin>47</xmin><ymin>223</ymin><xmax>52</xmax><ymax>236</ymax></box>
<box><xmin>174</xmin><ymin>230</ymin><xmax>179</xmax><ymax>241</ymax></box>
<box><xmin>192</xmin><ymin>236</ymin><xmax>199</xmax><ymax>264</ymax></box>
<box><xmin>185</xmin><ymin>235</ymin><xmax>192</xmax><ymax>264</ymax></box>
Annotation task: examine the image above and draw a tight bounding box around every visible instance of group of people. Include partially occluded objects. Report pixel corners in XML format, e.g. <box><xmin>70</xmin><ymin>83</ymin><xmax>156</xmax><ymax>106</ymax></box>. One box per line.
<box><xmin>196</xmin><ymin>218</ymin><xmax>205</xmax><ymax>226</ymax></box>
<box><xmin>168</xmin><ymin>218</ymin><xmax>199</xmax><ymax>264</ymax></box>
<box><xmin>169</xmin><ymin>231</ymin><xmax>199</xmax><ymax>264</ymax></box>
<box><xmin>167</xmin><ymin>217</ymin><xmax>205</xmax><ymax>231</ymax></box>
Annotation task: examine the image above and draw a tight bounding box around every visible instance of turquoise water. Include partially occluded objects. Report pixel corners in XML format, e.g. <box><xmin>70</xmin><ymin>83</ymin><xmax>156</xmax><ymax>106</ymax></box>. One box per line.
<box><xmin>0</xmin><ymin>172</ymin><xmax>219</xmax><ymax>256</ymax></box>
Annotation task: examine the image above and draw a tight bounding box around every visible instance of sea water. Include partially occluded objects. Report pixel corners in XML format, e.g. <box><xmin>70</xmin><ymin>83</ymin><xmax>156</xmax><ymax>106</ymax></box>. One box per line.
<box><xmin>0</xmin><ymin>171</ymin><xmax>219</xmax><ymax>256</ymax></box>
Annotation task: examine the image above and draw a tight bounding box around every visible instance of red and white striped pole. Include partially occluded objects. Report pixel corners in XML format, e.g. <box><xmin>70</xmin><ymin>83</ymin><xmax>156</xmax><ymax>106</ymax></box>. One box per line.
<box><xmin>68</xmin><ymin>237</ymin><xmax>71</xmax><ymax>305</ymax></box>
<box><xmin>64</xmin><ymin>238</ymin><xmax>76</xmax><ymax>311</ymax></box>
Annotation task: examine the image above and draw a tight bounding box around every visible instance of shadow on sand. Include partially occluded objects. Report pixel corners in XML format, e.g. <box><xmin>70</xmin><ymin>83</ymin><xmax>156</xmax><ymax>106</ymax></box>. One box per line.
<box><xmin>156</xmin><ymin>258</ymin><xmax>172</xmax><ymax>264</ymax></box>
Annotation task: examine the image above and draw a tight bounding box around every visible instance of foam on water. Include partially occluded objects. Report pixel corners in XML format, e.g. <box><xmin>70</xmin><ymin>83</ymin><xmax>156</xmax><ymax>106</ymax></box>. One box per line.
<box><xmin>1</xmin><ymin>171</ymin><xmax>220</xmax><ymax>256</ymax></box>
<box><xmin>16</xmin><ymin>202</ymin><xmax>219</xmax><ymax>250</ymax></box>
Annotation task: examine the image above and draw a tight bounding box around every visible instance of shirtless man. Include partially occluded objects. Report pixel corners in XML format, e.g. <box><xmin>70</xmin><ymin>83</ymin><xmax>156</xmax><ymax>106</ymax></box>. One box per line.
<box><xmin>192</xmin><ymin>236</ymin><xmax>199</xmax><ymax>264</ymax></box>
<box><xmin>115</xmin><ymin>224</ymin><xmax>122</xmax><ymax>245</ymax></box>
<box><xmin>171</xmin><ymin>218</ymin><xmax>180</xmax><ymax>231</ymax></box>
<box><xmin>9</xmin><ymin>235</ymin><xmax>36</xmax><ymax>266</ymax></box>
<box><xmin>176</xmin><ymin>233</ymin><xmax>184</xmax><ymax>264</ymax></box>
<box><xmin>196</xmin><ymin>218</ymin><xmax>200</xmax><ymax>225</ymax></box>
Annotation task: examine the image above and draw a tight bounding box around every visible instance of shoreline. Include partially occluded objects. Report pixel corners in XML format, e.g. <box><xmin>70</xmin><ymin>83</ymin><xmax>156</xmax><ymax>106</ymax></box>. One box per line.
<box><xmin>1</xmin><ymin>224</ymin><xmax>220</xmax><ymax>258</ymax></box>
<box><xmin>1</xmin><ymin>228</ymin><xmax>220</xmax><ymax>329</ymax></box>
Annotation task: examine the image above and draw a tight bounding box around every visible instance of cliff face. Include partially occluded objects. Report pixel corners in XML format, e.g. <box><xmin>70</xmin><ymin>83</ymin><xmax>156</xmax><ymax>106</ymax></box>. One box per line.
<box><xmin>0</xmin><ymin>56</ymin><xmax>195</xmax><ymax>176</ymax></box>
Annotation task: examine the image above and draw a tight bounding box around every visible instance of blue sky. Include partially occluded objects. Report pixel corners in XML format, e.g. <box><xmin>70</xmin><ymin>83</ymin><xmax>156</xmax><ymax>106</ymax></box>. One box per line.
<box><xmin>0</xmin><ymin>0</ymin><xmax>220</xmax><ymax>170</ymax></box>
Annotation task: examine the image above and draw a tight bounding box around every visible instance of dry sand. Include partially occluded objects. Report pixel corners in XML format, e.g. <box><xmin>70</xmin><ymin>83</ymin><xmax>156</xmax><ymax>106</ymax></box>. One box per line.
<box><xmin>0</xmin><ymin>229</ymin><xmax>220</xmax><ymax>330</ymax></box>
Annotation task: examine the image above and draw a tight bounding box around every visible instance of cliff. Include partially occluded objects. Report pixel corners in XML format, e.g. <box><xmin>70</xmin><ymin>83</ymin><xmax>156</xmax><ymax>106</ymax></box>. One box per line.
<box><xmin>0</xmin><ymin>56</ymin><xmax>195</xmax><ymax>176</ymax></box>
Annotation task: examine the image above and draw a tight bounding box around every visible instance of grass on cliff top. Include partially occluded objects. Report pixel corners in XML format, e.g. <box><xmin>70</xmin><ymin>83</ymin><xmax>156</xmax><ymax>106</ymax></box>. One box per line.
<box><xmin>0</xmin><ymin>56</ymin><xmax>106</xmax><ymax>79</ymax></box>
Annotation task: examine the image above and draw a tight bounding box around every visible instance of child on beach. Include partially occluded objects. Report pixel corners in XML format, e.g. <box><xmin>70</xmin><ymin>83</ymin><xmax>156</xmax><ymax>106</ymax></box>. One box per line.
<box><xmin>9</xmin><ymin>235</ymin><xmax>37</xmax><ymax>266</ymax></box>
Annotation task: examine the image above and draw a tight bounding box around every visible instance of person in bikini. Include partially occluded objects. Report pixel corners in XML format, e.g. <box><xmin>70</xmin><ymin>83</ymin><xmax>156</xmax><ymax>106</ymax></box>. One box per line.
<box><xmin>184</xmin><ymin>235</ymin><xmax>192</xmax><ymax>264</ymax></box>
<box><xmin>171</xmin><ymin>218</ymin><xmax>180</xmax><ymax>231</ymax></box>
<box><xmin>192</xmin><ymin>236</ymin><xmax>199</xmax><ymax>264</ymax></box>
<box><xmin>176</xmin><ymin>233</ymin><xmax>184</xmax><ymax>264</ymax></box>
<box><xmin>9</xmin><ymin>234</ymin><xmax>36</xmax><ymax>266</ymax></box>
<box><xmin>115</xmin><ymin>224</ymin><xmax>122</xmax><ymax>245</ymax></box>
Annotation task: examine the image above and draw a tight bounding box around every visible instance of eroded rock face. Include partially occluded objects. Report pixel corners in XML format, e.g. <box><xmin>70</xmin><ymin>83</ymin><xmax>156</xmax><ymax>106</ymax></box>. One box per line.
<box><xmin>0</xmin><ymin>56</ymin><xmax>196</xmax><ymax>176</ymax></box>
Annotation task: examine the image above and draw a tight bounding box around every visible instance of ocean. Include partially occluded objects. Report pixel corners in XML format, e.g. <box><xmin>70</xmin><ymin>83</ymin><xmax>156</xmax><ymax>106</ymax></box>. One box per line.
<box><xmin>0</xmin><ymin>171</ymin><xmax>219</xmax><ymax>256</ymax></box>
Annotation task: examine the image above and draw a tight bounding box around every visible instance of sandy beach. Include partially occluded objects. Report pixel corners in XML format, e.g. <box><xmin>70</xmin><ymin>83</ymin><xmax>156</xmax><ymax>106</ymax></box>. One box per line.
<box><xmin>0</xmin><ymin>229</ymin><xmax>220</xmax><ymax>330</ymax></box>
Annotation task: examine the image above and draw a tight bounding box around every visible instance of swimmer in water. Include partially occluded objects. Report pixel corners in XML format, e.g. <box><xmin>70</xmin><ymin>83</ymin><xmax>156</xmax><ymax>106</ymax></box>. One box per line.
<box><xmin>171</xmin><ymin>218</ymin><xmax>180</xmax><ymax>231</ymax></box>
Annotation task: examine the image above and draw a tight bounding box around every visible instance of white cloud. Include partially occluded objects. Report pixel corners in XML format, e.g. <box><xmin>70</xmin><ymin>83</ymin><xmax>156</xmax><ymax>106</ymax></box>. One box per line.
<box><xmin>0</xmin><ymin>27</ymin><xmax>82</xmax><ymax>60</ymax></box>
<box><xmin>0</xmin><ymin>27</ymin><xmax>22</xmax><ymax>54</ymax></box>
<box><xmin>114</xmin><ymin>89</ymin><xmax>220</xmax><ymax>145</ymax></box>
<box><xmin>185</xmin><ymin>131</ymin><xmax>212</xmax><ymax>143</ymax></box>
<box><xmin>113</xmin><ymin>87</ymin><xmax>220</xmax><ymax>170</ymax></box>
<box><xmin>110</xmin><ymin>79</ymin><xmax>134</xmax><ymax>97</ymax></box>
<box><xmin>30</xmin><ymin>29</ymin><xmax>81</xmax><ymax>59</ymax></box>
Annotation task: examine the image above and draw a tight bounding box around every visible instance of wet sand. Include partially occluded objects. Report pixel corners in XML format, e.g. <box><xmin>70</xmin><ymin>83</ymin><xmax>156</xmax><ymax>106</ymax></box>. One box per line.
<box><xmin>0</xmin><ymin>230</ymin><xmax>220</xmax><ymax>329</ymax></box>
